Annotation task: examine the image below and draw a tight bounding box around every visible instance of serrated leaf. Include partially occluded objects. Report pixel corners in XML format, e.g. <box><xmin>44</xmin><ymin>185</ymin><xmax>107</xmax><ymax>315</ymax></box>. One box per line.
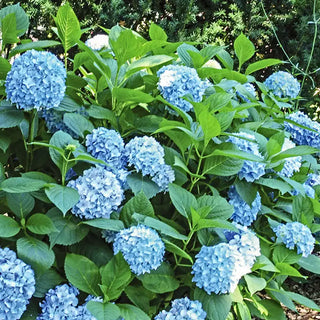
<box><xmin>81</xmin><ymin>219</ymin><xmax>124</xmax><ymax>230</ymax></box>
<box><xmin>34</xmin><ymin>269</ymin><xmax>64</xmax><ymax>298</ymax></box>
<box><xmin>63</xmin><ymin>113</ymin><xmax>94</xmax><ymax>138</ymax></box>
<box><xmin>0</xmin><ymin>214</ymin><xmax>20</xmax><ymax>237</ymax></box>
<box><xmin>118</xmin><ymin>304</ymin><xmax>150</xmax><ymax>320</ymax></box>
<box><xmin>26</xmin><ymin>213</ymin><xmax>57</xmax><ymax>235</ymax></box>
<box><xmin>1</xmin><ymin>177</ymin><xmax>48</xmax><ymax>193</ymax></box>
<box><xmin>149</xmin><ymin>23</ymin><xmax>167</xmax><ymax>41</ymax></box>
<box><xmin>127</xmin><ymin>173</ymin><xmax>160</xmax><ymax>199</ymax></box>
<box><xmin>234</xmin><ymin>33</ymin><xmax>255</xmax><ymax>70</ymax></box>
<box><xmin>163</xmin><ymin>239</ymin><xmax>193</xmax><ymax>263</ymax></box>
<box><xmin>6</xmin><ymin>192</ymin><xmax>35</xmax><ymax>218</ymax></box>
<box><xmin>86</xmin><ymin>301</ymin><xmax>121</xmax><ymax>320</ymax></box>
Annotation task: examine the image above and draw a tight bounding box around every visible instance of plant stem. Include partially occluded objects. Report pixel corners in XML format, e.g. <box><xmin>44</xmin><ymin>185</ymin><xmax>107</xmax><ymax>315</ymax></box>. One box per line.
<box><xmin>26</xmin><ymin>109</ymin><xmax>37</xmax><ymax>171</ymax></box>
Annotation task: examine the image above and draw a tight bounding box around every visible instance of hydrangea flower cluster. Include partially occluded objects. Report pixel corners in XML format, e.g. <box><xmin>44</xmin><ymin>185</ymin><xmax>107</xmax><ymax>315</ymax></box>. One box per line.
<box><xmin>101</xmin><ymin>229</ymin><xmax>118</xmax><ymax>243</ymax></box>
<box><xmin>0</xmin><ymin>247</ymin><xmax>35</xmax><ymax>320</ymax></box>
<box><xmin>85</xmin><ymin>34</ymin><xmax>110</xmax><ymax>50</ymax></box>
<box><xmin>291</xmin><ymin>173</ymin><xmax>320</xmax><ymax>198</ymax></box>
<box><xmin>192</xmin><ymin>226</ymin><xmax>260</xmax><ymax>294</ymax></box>
<box><xmin>157</xmin><ymin>65</ymin><xmax>210</xmax><ymax>113</ymax></box>
<box><xmin>284</xmin><ymin>111</ymin><xmax>320</xmax><ymax>148</ymax></box>
<box><xmin>227</xmin><ymin>132</ymin><xmax>266</xmax><ymax>182</ymax></box>
<box><xmin>5</xmin><ymin>49</ymin><xmax>66</xmax><ymax>111</ymax></box>
<box><xmin>236</xmin><ymin>83</ymin><xmax>256</xmax><ymax>102</ymax></box>
<box><xmin>37</xmin><ymin>284</ymin><xmax>96</xmax><ymax>320</ymax></box>
<box><xmin>155</xmin><ymin>297</ymin><xmax>206</xmax><ymax>320</ymax></box>
<box><xmin>125</xmin><ymin>136</ymin><xmax>175</xmax><ymax>191</ymax></box>
<box><xmin>264</xmin><ymin>71</ymin><xmax>300</xmax><ymax>99</ymax></box>
<box><xmin>113</xmin><ymin>225</ymin><xmax>165</xmax><ymax>275</ymax></box>
<box><xmin>67</xmin><ymin>166</ymin><xmax>124</xmax><ymax>220</ymax></box>
<box><xmin>278</xmin><ymin>138</ymin><xmax>302</xmax><ymax>177</ymax></box>
<box><xmin>40</xmin><ymin>107</ymin><xmax>88</xmax><ymax>138</ymax></box>
<box><xmin>228</xmin><ymin>186</ymin><xmax>261</xmax><ymax>226</ymax></box>
<box><xmin>273</xmin><ymin>222</ymin><xmax>315</xmax><ymax>257</ymax></box>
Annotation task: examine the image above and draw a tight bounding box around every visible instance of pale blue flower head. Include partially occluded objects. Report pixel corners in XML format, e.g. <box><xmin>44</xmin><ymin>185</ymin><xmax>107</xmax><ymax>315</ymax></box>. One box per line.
<box><xmin>113</xmin><ymin>225</ymin><xmax>165</xmax><ymax>275</ymax></box>
<box><xmin>191</xmin><ymin>243</ymin><xmax>246</xmax><ymax>294</ymax></box>
<box><xmin>68</xmin><ymin>166</ymin><xmax>124</xmax><ymax>220</ymax></box>
<box><xmin>125</xmin><ymin>136</ymin><xmax>165</xmax><ymax>177</ymax></box>
<box><xmin>157</xmin><ymin>65</ymin><xmax>210</xmax><ymax>113</ymax></box>
<box><xmin>85</xmin><ymin>34</ymin><xmax>110</xmax><ymax>50</ymax></box>
<box><xmin>151</xmin><ymin>163</ymin><xmax>175</xmax><ymax>191</ymax></box>
<box><xmin>227</xmin><ymin>132</ymin><xmax>266</xmax><ymax>182</ymax></box>
<box><xmin>273</xmin><ymin>222</ymin><xmax>315</xmax><ymax>257</ymax></box>
<box><xmin>284</xmin><ymin>111</ymin><xmax>320</xmax><ymax>148</ymax></box>
<box><xmin>155</xmin><ymin>297</ymin><xmax>206</xmax><ymax>320</ymax></box>
<box><xmin>236</xmin><ymin>83</ymin><xmax>256</xmax><ymax>102</ymax></box>
<box><xmin>101</xmin><ymin>230</ymin><xmax>118</xmax><ymax>243</ymax></box>
<box><xmin>264</xmin><ymin>71</ymin><xmax>300</xmax><ymax>99</ymax></box>
<box><xmin>278</xmin><ymin>138</ymin><xmax>302</xmax><ymax>177</ymax></box>
<box><xmin>228</xmin><ymin>186</ymin><xmax>261</xmax><ymax>226</ymax></box>
<box><xmin>306</xmin><ymin>173</ymin><xmax>320</xmax><ymax>187</ymax></box>
<box><xmin>0</xmin><ymin>247</ymin><xmax>35</xmax><ymax>320</ymax></box>
<box><xmin>37</xmin><ymin>284</ymin><xmax>96</xmax><ymax>320</ymax></box>
<box><xmin>5</xmin><ymin>50</ymin><xmax>66</xmax><ymax>111</ymax></box>
<box><xmin>86</xmin><ymin>127</ymin><xmax>126</xmax><ymax>171</ymax></box>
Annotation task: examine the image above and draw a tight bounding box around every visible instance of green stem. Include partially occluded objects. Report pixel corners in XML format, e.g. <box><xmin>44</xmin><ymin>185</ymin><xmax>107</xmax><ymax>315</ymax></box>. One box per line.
<box><xmin>26</xmin><ymin>109</ymin><xmax>37</xmax><ymax>171</ymax></box>
<box><xmin>189</xmin><ymin>146</ymin><xmax>205</xmax><ymax>192</ymax></box>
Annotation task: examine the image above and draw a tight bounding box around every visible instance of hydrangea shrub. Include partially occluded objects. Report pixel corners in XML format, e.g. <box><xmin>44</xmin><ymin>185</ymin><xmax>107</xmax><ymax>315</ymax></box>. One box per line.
<box><xmin>0</xmin><ymin>3</ymin><xmax>320</xmax><ymax>320</ymax></box>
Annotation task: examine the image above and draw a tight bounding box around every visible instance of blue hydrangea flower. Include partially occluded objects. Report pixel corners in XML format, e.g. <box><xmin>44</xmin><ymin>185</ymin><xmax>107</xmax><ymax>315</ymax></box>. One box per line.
<box><xmin>85</xmin><ymin>34</ymin><xmax>110</xmax><ymax>50</ymax></box>
<box><xmin>101</xmin><ymin>230</ymin><xmax>118</xmax><ymax>243</ymax></box>
<box><xmin>125</xmin><ymin>136</ymin><xmax>165</xmax><ymax>177</ymax></box>
<box><xmin>155</xmin><ymin>297</ymin><xmax>206</xmax><ymax>320</ymax></box>
<box><xmin>228</xmin><ymin>186</ymin><xmax>261</xmax><ymax>226</ymax></box>
<box><xmin>86</xmin><ymin>127</ymin><xmax>126</xmax><ymax>171</ymax></box>
<box><xmin>273</xmin><ymin>222</ymin><xmax>315</xmax><ymax>257</ymax></box>
<box><xmin>66</xmin><ymin>168</ymin><xmax>77</xmax><ymax>181</ymax></box>
<box><xmin>291</xmin><ymin>173</ymin><xmax>320</xmax><ymax>198</ymax></box>
<box><xmin>5</xmin><ymin>50</ymin><xmax>66</xmax><ymax>111</ymax></box>
<box><xmin>113</xmin><ymin>225</ymin><xmax>165</xmax><ymax>275</ymax></box>
<box><xmin>191</xmin><ymin>243</ymin><xmax>246</xmax><ymax>294</ymax></box>
<box><xmin>37</xmin><ymin>284</ymin><xmax>97</xmax><ymax>320</ymax></box>
<box><xmin>284</xmin><ymin>111</ymin><xmax>320</xmax><ymax>148</ymax></box>
<box><xmin>151</xmin><ymin>163</ymin><xmax>175</xmax><ymax>192</ymax></box>
<box><xmin>0</xmin><ymin>247</ymin><xmax>35</xmax><ymax>320</ymax></box>
<box><xmin>157</xmin><ymin>65</ymin><xmax>210</xmax><ymax>113</ymax></box>
<box><xmin>68</xmin><ymin>166</ymin><xmax>124</xmax><ymax>220</ymax></box>
<box><xmin>227</xmin><ymin>132</ymin><xmax>266</xmax><ymax>182</ymax></box>
<box><xmin>236</xmin><ymin>83</ymin><xmax>256</xmax><ymax>102</ymax></box>
<box><xmin>264</xmin><ymin>71</ymin><xmax>300</xmax><ymax>99</ymax></box>
<box><xmin>40</xmin><ymin>107</ymin><xmax>88</xmax><ymax>138</ymax></box>
<box><xmin>278</xmin><ymin>138</ymin><xmax>302</xmax><ymax>177</ymax></box>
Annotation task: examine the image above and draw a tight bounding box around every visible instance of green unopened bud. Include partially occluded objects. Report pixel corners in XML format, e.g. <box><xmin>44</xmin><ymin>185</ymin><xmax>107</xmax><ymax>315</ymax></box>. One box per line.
<box><xmin>65</xmin><ymin>144</ymin><xmax>77</xmax><ymax>152</ymax></box>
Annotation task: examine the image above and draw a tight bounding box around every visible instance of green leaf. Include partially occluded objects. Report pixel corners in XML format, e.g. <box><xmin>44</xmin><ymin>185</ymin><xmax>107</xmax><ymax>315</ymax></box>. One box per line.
<box><xmin>100</xmin><ymin>253</ymin><xmax>132</xmax><ymax>301</ymax></box>
<box><xmin>275</xmin><ymin>262</ymin><xmax>306</xmax><ymax>278</ymax></box>
<box><xmin>198</xmin><ymin>68</ymin><xmax>247</xmax><ymax>84</ymax></box>
<box><xmin>45</xmin><ymin>184</ymin><xmax>79</xmax><ymax>216</ymax></box>
<box><xmin>285</xmin><ymin>291</ymin><xmax>320</xmax><ymax>311</ymax></box>
<box><xmin>177</xmin><ymin>43</ymin><xmax>199</xmax><ymax>67</ymax></box>
<box><xmin>54</xmin><ymin>2</ymin><xmax>81</xmax><ymax>52</ymax></box>
<box><xmin>1</xmin><ymin>13</ymin><xmax>19</xmax><ymax>45</ymax></box>
<box><xmin>255</xmin><ymin>178</ymin><xmax>291</xmax><ymax>195</ymax></box>
<box><xmin>149</xmin><ymin>23</ymin><xmax>167</xmax><ymax>41</ymax></box>
<box><xmin>65</xmin><ymin>253</ymin><xmax>101</xmax><ymax>296</ymax></box>
<box><xmin>195</xmin><ymin>219</ymin><xmax>238</xmax><ymax>232</ymax></box>
<box><xmin>47</xmin><ymin>208</ymin><xmax>89</xmax><ymax>247</ymax></box>
<box><xmin>194</xmin><ymin>287</ymin><xmax>232</xmax><ymax>320</ymax></box>
<box><xmin>271</xmin><ymin>146</ymin><xmax>318</xmax><ymax>162</ymax></box>
<box><xmin>17</xmin><ymin>236</ymin><xmax>55</xmax><ymax>273</ymax></box>
<box><xmin>113</xmin><ymin>88</ymin><xmax>154</xmax><ymax>104</ymax></box>
<box><xmin>244</xmin><ymin>275</ymin><xmax>267</xmax><ymax>295</ymax></box>
<box><xmin>198</xmin><ymin>111</ymin><xmax>221</xmax><ymax>146</ymax></box>
<box><xmin>118</xmin><ymin>304</ymin><xmax>150</xmax><ymax>320</ymax></box>
<box><xmin>252</xmin><ymin>255</ymin><xmax>279</xmax><ymax>272</ymax></box>
<box><xmin>86</xmin><ymin>302</ymin><xmax>121</xmax><ymax>320</ymax></box>
<box><xmin>1</xmin><ymin>177</ymin><xmax>48</xmax><ymax>193</ymax></box>
<box><xmin>125</xmin><ymin>285</ymin><xmax>154</xmax><ymax>312</ymax></box>
<box><xmin>0</xmin><ymin>103</ymin><xmax>24</xmax><ymax>128</ymax></box>
<box><xmin>81</xmin><ymin>219</ymin><xmax>124</xmax><ymax>230</ymax></box>
<box><xmin>138</xmin><ymin>263</ymin><xmax>179</xmax><ymax>294</ymax></box>
<box><xmin>0</xmin><ymin>57</ymin><xmax>11</xmax><ymax>79</ymax></box>
<box><xmin>63</xmin><ymin>113</ymin><xmax>94</xmax><ymax>138</ymax></box>
<box><xmin>234</xmin><ymin>33</ymin><xmax>255</xmax><ymax>70</ymax></box>
<box><xmin>163</xmin><ymin>239</ymin><xmax>193</xmax><ymax>263</ymax></box>
<box><xmin>0</xmin><ymin>214</ymin><xmax>20</xmax><ymax>237</ymax></box>
<box><xmin>235</xmin><ymin>180</ymin><xmax>258</xmax><ymax>205</ymax></box>
<box><xmin>168</xmin><ymin>184</ymin><xmax>197</xmax><ymax>218</ymax></box>
<box><xmin>298</xmin><ymin>254</ymin><xmax>320</xmax><ymax>274</ymax></box>
<box><xmin>143</xmin><ymin>216</ymin><xmax>188</xmax><ymax>240</ymax></box>
<box><xmin>245</xmin><ymin>58</ymin><xmax>282</xmax><ymax>75</ymax></box>
<box><xmin>273</xmin><ymin>246</ymin><xmax>301</xmax><ymax>264</ymax></box>
<box><xmin>0</xmin><ymin>3</ymin><xmax>29</xmax><ymax>37</ymax></box>
<box><xmin>197</xmin><ymin>195</ymin><xmax>233</xmax><ymax>220</ymax></box>
<box><xmin>9</xmin><ymin>40</ymin><xmax>61</xmax><ymax>57</ymax></box>
<box><xmin>26</xmin><ymin>213</ymin><xmax>57</xmax><ymax>235</ymax></box>
<box><xmin>127</xmin><ymin>55</ymin><xmax>173</xmax><ymax>73</ymax></box>
<box><xmin>6</xmin><ymin>192</ymin><xmax>35</xmax><ymax>218</ymax></box>
<box><xmin>127</xmin><ymin>173</ymin><xmax>160</xmax><ymax>199</ymax></box>
<box><xmin>34</xmin><ymin>269</ymin><xmax>64</xmax><ymax>298</ymax></box>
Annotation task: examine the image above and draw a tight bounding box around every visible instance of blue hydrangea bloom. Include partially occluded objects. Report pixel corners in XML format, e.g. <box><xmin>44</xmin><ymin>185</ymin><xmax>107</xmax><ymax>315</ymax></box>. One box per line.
<box><xmin>125</xmin><ymin>136</ymin><xmax>165</xmax><ymax>177</ymax></box>
<box><xmin>40</xmin><ymin>107</ymin><xmax>88</xmax><ymax>138</ymax></box>
<box><xmin>6</xmin><ymin>50</ymin><xmax>66</xmax><ymax>111</ymax></box>
<box><xmin>228</xmin><ymin>186</ymin><xmax>261</xmax><ymax>226</ymax></box>
<box><xmin>66</xmin><ymin>168</ymin><xmax>77</xmax><ymax>181</ymax></box>
<box><xmin>86</xmin><ymin>127</ymin><xmax>126</xmax><ymax>171</ymax></box>
<box><xmin>37</xmin><ymin>284</ymin><xmax>96</xmax><ymax>320</ymax></box>
<box><xmin>236</xmin><ymin>83</ymin><xmax>256</xmax><ymax>102</ymax></box>
<box><xmin>101</xmin><ymin>230</ymin><xmax>118</xmax><ymax>243</ymax></box>
<box><xmin>273</xmin><ymin>222</ymin><xmax>315</xmax><ymax>257</ymax></box>
<box><xmin>0</xmin><ymin>247</ymin><xmax>35</xmax><ymax>320</ymax></box>
<box><xmin>151</xmin><ymin>163</ymin><xmax>175</xmax><ymax>192</ymax></box>
<box><xmin>157</xmin><ymin>65</ymin><xmax>210</xmax><ymax>113</ymax></box>
<box><xmin>85</xmin><ymin>34</ymin><xmax>110</xmax><ymax>50</ymax></box>
<box><xmin>291</xmin><ymin>173</ymin><xmax>320</xmax><ymax>198</ymax></box>
<box><xmin>155</xmin><ymin>297</ymin><xmax>206</xmax><ymax>320</ymax></box>
<box><xmin>68</xmin><ymin>166</ymin><xmax>124</xmax><ymax>220</ymax></box>
<box><xmin>191</xmin><ymin>243</ymin><xmax>246</xmax><ymax>294</ymax></box>
<box><xmin>227</xmin><ymin>132</ymin><xmax>266</xmax><ymax>182</ymax></box>
<box><xmin>284</xmin><ymin>111</ymin><xmax>320</xmax><ymax>148</ymax></box>
<box><xmin>113</xmin><ymin>225</ymin><xmax>165</xmax><ymax>275</ymax></box>
<box><xmin>264</xmin><ymin>71</ymin><xmax>300</xmax><ymax>99</ymax></box>
<box><xmin>278</xmin><ymin>138</ymin><xmax>302</xmax><ymax>177</ymax></box>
